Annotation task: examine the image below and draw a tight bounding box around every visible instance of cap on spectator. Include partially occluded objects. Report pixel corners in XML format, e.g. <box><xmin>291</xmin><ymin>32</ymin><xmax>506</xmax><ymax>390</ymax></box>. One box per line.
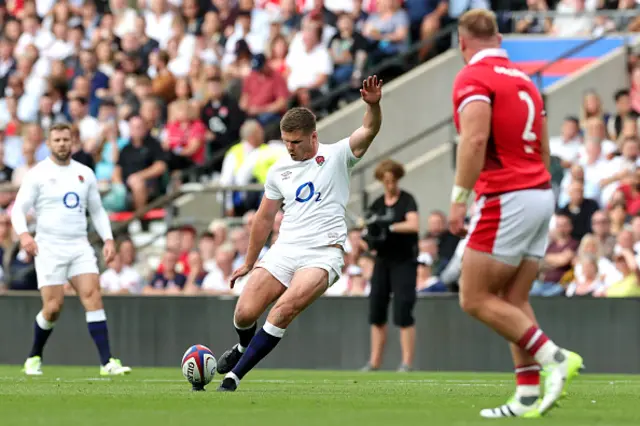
<box><xmin>417</xmin><ymin>253</ymin><xmax>433</xmax><ymax>266</ymax></box>
<box><xmin>251</xmin><ymin>54</ymin><xmax>266</xmax><ymax>71</ymax></box>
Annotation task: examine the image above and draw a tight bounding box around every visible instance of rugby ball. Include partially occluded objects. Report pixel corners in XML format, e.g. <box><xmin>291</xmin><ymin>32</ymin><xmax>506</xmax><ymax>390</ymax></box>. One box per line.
<box><xmin>181</xmin><ymin>344</ymin><xmax>217</xmax><ymax>389</ymax></box>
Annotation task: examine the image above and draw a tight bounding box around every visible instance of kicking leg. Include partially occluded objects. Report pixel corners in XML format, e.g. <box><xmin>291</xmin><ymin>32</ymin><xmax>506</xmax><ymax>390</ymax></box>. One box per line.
<box><xmin>24</xmin><ymin>285</ymin><xmax>65</xmax><ymax>375</ymax></box>
<box><xmin>72</xmin><ymin>273</ymin><xmax>131</xmax><ymax>375</ymax></box>
<box><xmin>219</xmin><ymin>267</ymin><xmax>329</xmax><ymax>391</ymax></box>
<box><xmin>461</xmin><ymin>249</ymin><xmax>583</xmax><ymax>416</ymax></box>
<box><xmin>216</xmin><ymin>267</ymin><xmax>286</xmax><ymax>374</ymax></box>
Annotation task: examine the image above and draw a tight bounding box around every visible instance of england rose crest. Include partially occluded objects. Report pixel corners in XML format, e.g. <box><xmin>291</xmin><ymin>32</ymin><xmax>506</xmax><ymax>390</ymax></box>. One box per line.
<box><xmin>315</xmin><ymin>156</ymin><xmax>325</xmax><ymax>166</ymax></box>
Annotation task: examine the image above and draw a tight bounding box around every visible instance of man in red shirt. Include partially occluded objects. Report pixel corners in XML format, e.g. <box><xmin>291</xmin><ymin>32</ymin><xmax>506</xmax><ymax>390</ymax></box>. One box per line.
<box><xmin>448</xmin><ymin>10</ymin><xmax>583</xmax><ymax>419</ymax></box>
<box><xmin>239</xmin><ymin>54</ymin><xmax>289</xmax><ymax>130</ymax></box>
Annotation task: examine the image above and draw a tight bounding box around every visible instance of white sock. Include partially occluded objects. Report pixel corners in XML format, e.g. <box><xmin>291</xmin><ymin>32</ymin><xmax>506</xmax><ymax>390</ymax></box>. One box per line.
<box><xmin>237</xmin><ymin>345</ymin><xmax>246</xmax><ymax>353</ymax></box>
<box><xmin>263</xmin><ymin>321</ymin><xmax>286</xmax><ymax>338</ymax></box>
<box><xmin>86</xmin><ymin>309</ymin><xmax>107</xmax><ymax>323</ymax></box>
<box><xmin>36</xmin><ymin>311</ymin><xmax>55</xmax><ymax>330</ymax></box>
<box><xmin>225</xmin><ymin>372</ymin><xmax>240</xmax><ymax>384</ymax></box>
<box><xmin>533</xmin><ymin>341</ymin><xmax>562</xmax><ymax>366</ymax></box>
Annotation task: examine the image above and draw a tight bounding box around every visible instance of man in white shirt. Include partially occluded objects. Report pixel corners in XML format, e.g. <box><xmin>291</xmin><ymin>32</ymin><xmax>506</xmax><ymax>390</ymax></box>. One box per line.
<box><xmin>11</xmin><ymin>123</ymin><xmax>131</xmax><ymax>377</ymax></box>
<box><xmin>285</xmin><ymin>19</ymin><xmax>333</xmax><ymax>105</ymax></box>
<box><xmin>549</xmin><ymin>116</ymin><xmax>582</xmax><ymax>168</ymax></box>
<box><xmin>598</xmin><ymin>136</ymin><xmax>640</xmax><ymax>206</ymax></box>
<box><xmin>100</xmin><ymin>253</ymin><xmax>143</xmax><ymax>294</ymax></box>
<box><xmin>214</xmin><ymin>76</ymin><xmax>382</xmax><ymax>392</ymax></box>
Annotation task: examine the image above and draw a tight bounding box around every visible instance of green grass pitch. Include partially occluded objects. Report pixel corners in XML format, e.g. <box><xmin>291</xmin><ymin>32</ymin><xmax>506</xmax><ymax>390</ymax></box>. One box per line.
<box><xmin>1</xmin><ymin>367</ymin><xmax>639</xmax><ymax>425</ymax></box>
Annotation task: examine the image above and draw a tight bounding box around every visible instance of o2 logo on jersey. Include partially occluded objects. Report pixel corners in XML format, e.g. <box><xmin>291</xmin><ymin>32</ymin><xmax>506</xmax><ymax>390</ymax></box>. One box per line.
<box><xmin>295</xmin><ymin>182</ymin><xmax>322</xmax><ymax>203</ymax></box>
<box><xmin>63</xmin><ymin>192</ymin><xmax>82</xmax><ymax>212</ymax></box>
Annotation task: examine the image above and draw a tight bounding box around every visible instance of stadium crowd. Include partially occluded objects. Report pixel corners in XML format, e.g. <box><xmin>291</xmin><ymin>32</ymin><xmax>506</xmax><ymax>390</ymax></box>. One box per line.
<box><xmin>1</xmin><ymin>0</ymin><xmax>640</xmax><ymax>298</ymax></box>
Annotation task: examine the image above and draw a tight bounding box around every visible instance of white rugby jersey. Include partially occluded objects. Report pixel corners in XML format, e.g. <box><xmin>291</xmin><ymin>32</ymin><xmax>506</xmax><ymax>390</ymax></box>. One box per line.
<box><xmin>264</xmin><ymin>138</ymin><xmax>359</xmax><ymax>249</ymax></box>
<box><xmin>11</xmin><ymin>158</ymin><xmax>114</xmax><ymax>244</ymax></box>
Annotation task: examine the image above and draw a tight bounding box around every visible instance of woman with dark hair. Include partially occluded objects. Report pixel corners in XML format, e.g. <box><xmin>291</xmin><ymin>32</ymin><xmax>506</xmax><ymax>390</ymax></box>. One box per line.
<box><xmin>363</xmin><ymin>159</ymin><xmax>419</xmax><ymax>372</ymax></box>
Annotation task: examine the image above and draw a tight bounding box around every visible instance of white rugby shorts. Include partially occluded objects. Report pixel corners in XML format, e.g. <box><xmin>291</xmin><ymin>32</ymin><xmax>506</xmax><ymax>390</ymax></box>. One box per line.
<box><xmin>257</xmin><ymin>243</ymin><xmax>344</xmax><ymax>288</ymax></box>
<box><xmin>465</xmin><ymin>188</ymin><xmax>554</xmax><ymax>266</ymax></box>
<box><xmin>34</xmin><ymin>240</ymin><xmax>99</xmax><ymax>288</ymax></box>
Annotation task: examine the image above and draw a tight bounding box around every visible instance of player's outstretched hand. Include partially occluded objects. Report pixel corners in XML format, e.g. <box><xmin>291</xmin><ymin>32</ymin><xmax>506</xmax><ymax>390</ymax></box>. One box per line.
<box><xmin>103</xmin><ymin>240</ymin><xmax>116</xmax><ymax>265</ymax></box>
<box><xmin>448</xmin><ymin>202</ymin><xmax>468</xmax><ymax>238</ymax></box>
<box><xmin>19</xmin><ymin>233</ymin><xmax>38</xmax><ymax>257</ymax></box>
<box><xmin>229</xmin><ymin>263</ymin><xmax>253</xmax><ymax>289</ymax></box>
<box><xmin>360</xmin><ymin>75</ymin><xmax>382</xmax><ymax>105</ymax></box>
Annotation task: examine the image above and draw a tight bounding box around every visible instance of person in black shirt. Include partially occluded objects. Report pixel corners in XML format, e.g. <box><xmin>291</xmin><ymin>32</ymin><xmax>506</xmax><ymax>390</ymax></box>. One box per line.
<box><xmin>558</xmin><ymin>181</ymin><xmax>599</xmax><ymax>242</ymax></box>
<box><xmin>201</xmin><ymin>77</ymin><xmax>245</xmax><ymax>170</ymax></box>
<box><xmin>70</xmin><ymin>124</ymin><xmax>95</xmax><ymax>171</ymax></box>
<box><xmin>329</xmin><ymin>13</ymin><xmax>368</xmax><ymax>88</ymax></box>
<box><xmin>362</xmin><ymin>160</ymin><xmax>419</xmax><ymax>372</ymax></box>
<box><xmin>110</xmin><ymin>116</ymin><xmax>167</xmax><ymax>211</ymax></box>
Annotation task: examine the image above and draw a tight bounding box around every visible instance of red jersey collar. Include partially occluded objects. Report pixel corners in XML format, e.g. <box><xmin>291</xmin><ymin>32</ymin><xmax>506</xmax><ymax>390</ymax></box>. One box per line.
<box><xmin>469</xmin><ymin>48</ymin><xmax>508</xmax><ymax>65</ymax></box>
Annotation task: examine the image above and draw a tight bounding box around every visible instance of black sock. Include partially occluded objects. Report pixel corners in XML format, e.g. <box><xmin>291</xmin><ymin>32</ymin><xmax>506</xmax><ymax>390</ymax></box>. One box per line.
<box><xmin>29</xmin><ymin>312</ymin><xmax>55</xmax><ymax>358</ymax></box>
<box><xmin>230</xmin><ymin>322</ymin><xmax>284</xmax><ymax>380</ymax></box>
<box><xmin>235</xmin><ymin>321</ymin><xmax>257</xmax><ymax>350</ymax></box>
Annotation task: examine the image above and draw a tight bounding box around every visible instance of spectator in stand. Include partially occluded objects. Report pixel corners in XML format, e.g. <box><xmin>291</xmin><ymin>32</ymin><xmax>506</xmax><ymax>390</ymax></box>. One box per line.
<box><xmin>0</xmin><ymin>37</ymin><xmax>16</xmax><ymax>96</ymax></box>
<box><xmin>362</xmin><ymin>0</ymin><xmax>409</xmax><ymax>64</ymax></box>
<box><xmin>573</xmin><ymin>233</ymin><xmax>621</xmax><ymax>288</ymax></box>
<box><xmin>286</xmin><ymin>18</ymin><xmax>333</xmax><ymax>107</ymax></box>
<box><xmin>580</xmin><ymin>90</ymin><xmax>608</xmax><ymax>129</ymax></box>
<box><xmin>550</xmin><ymin>116</ymin><xmax>582</xmax><ymax>168</ymax></box>
<box><xmin>0</xmin><ymin>75</ymin><xmax>38</xmax><ymax>126</ymax></box>
<box><xmin>70</xmin><ymin>124</ymin><xmax>95</xmax><ymax>171</ymax></box>
<box><xmin>68</xmin><ymin>96</ymin><xmax>100</xmax><ymax>153</ymax></box>
<box><xmin>144</xmin><ymin>250</ymin><xmax>187</xmax><ymax>295</ymax></box>
<box><xmin>75</xmin><ymin>48</ymin><xmax>110</xmax><ymax>117</ymax></box>
<box><xmin>0</xmin><ymin>142</ymin><xmax>14</xmax><ymax>208</ymax></box>
<box><xmin>276</xmin><ymin>0</ymin><xmax>302</xmax><ymax>40</ymax></box>
<box><xmin>95</xmin><ymin>118</ymin><xmax>127</xmax><ymax>183</ymax></box>
<box><xmin>514</xmin><ymin>0</ymin><xmax>553</xmax><ymax>34</ymax></box>
<box><xmin>198</xmin><ymin>231</ymin><xmax>218</xmax><ymax>272</ymax></box>
<box><xmin>219</xmin><ymin>119</ymin><xmax>265</xmax><ymax>216</ymax></box>
<box><xmin>11</xmin><ymin>138</ymin><xmax>37</xmax><ymax>187</ymax></box>
<box><xmin>565</xmin><ymin>254</ymin><xmax>604</xmax><ymax>297</ymax></box>
<box><xmin>240</xmin><ymin>53</ymin><xmax>289</xmax><ymax>129</ymax></box>
<box><xmin>607</xmin><ymin>89</ymin><xmax>640</xmax><ymax>141</ymax></box>
<box><xmin>551</xmin><ymin>0</ymin><xmax>593</xmax><ymax>36</ymax></box>
<box><xmin>596</xmin><ymin>247</ymin><xmax>640</xmax><ymax>297</ymax></box>
<box><xmin>599</xmin><ymin>136</ymin><xmax>640</xmax><ymax>206</ymax></box>
<box><xmin>329</xmin><ymin>12</ymin><xmax>368</xmax><ymax>91</ymax></box>
<box><xmin>583</xmin><ymin>117</ymin><xmax>617</xmax><ymax>160</ymax></box>
<box><xmin>105</xmin><ymin>116</ymin><xmax>167</xmax><ymax>212</ymax></box>
<box><xmin>424</xmin><ymin>210</ymin><xmax>460</xmax><ymax>268</ymax></box>
<box><xmin>163</xmin><ymin>99</ymin><xmax>207</xmax><ymax>171</ymax></box>
<box><xmin>533</xmin><ymin>213</ymin><xmax>579</xmax><ymax>296</ymax></box>
<box><xmin>224</xmin><ymin>38</ymin><xmax>255</xmax><ymax>84</ymax></box>
<box><xmin>267</xmin><ymin>34</ymin><xmax>290</xmax><ymax>76</ymax></box>
<box><xmin>201</xmin><ymin>243</ymin><xmax>235</xmax><ymax>295</ymax></box>
<box><xmin>559</xmin><ymin>180</ymin><xmax>600</xmax><ymax>241</ymax></box>
<box><xmin>150</xmin><ymin>50</ymin><xmax>177</xmax><ymax>105</ymax></box>
<box><xmin>183</xmin><ymin>251</ymin><xmax>207</xmax><ymax>294</ymax></box>
<box><xmin>558</xmin><ymin>163</ymin><xmax>601</xmax><ymax>209</ymax></box>
<box><xmin>615</xmin><ymin>169</ymin><xmax>640</xmax><ymax>215</ymax></box>
<box><xmin>36</xmin><ymin>91</ymin><xmax>66</xmax><ymax>135</ymax></box>
<box><xmin>100</xmin><ymin>252</ymin><xmax>143</xmax><ymax>294</ymax></box>
<box><xmin>415</xmin><ymin>252</ymin><xmax>446</xmax><ymax>293</ymax></box>
<box><xmin>201</xmin><ymin>76</ymin><xmax>245</xmax><ymax>168</ymax></box>
<box><xmin>609</xmin><ymin>202</ymin><xmax>628</xmax><ymax>236</ymax></box>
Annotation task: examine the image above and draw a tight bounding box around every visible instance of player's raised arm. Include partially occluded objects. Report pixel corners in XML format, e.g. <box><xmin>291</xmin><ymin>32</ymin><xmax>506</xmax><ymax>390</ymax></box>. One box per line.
<box><xmin>349</xmin><ymin>75</ymin><xmax>383</xmax><ymax>159</ymax></box>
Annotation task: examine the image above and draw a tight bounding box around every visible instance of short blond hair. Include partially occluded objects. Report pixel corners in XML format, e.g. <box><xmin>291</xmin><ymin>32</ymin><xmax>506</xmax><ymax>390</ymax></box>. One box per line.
<box><xmin>458</xmin><ymin>9</ymin><xmax>498</xmax><ymax>39</ymax></box>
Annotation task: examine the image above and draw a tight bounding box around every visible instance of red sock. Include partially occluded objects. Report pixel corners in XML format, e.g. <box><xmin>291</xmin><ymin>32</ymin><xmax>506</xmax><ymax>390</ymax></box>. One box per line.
<box><xmin>515</xmin><ymin>364</ymin><xmax>540</xmax><ymax>386</ymax></box>
<box><xmin>517</xmin><ymin>326</ymin><xmax>549</xmax><ymax>358</ymax></box>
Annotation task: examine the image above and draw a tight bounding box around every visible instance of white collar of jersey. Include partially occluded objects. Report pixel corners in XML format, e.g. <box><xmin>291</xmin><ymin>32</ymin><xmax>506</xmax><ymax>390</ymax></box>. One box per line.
<box><xmin>468</xmin><ymin>48</ymin><xmax>508</xmax><ymax>65</ymax></box>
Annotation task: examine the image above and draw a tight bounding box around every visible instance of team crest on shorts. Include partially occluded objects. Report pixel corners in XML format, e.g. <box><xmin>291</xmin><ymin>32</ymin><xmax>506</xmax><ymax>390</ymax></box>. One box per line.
<box><xmin>78</xmin><ymin>175</ymin><xmax>84</xmax><ymax>183</ymax></box>
<box><xmin>315</xmin><ymin>156</ymin><xmax>325</xmax><ymax>166</ymax></box>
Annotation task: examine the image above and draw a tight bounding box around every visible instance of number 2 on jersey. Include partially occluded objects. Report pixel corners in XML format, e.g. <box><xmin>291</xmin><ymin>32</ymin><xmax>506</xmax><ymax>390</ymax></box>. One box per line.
<box><xmin>518</xmin><ymin>90</ymin><xmax>537</xmax><ymax>154</ymax></box>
